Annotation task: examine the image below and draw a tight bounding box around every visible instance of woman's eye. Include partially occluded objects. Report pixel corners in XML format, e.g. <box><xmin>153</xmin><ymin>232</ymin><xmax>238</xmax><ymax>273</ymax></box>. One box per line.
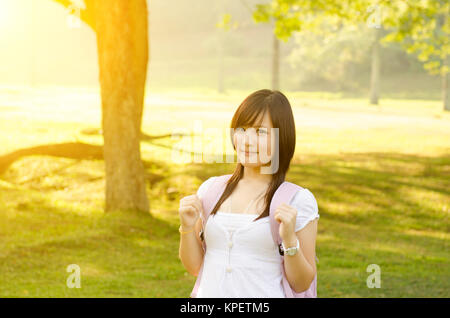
<box><xmin>236</xmin><ymin>127</ymin><xmax>246</xmax><ymax>133</ymax></box>
<box><xmin>257</xmin><ymin>128</ymin><xmax>268</xmax><ymax>135</ymax></box>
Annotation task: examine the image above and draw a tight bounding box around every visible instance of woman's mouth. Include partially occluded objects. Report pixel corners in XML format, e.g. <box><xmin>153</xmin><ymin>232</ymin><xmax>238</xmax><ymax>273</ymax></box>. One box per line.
<box><xmin>242</xmin><ymin>150</ymin><xmax>258</xmax><ymax>156</ymax></box>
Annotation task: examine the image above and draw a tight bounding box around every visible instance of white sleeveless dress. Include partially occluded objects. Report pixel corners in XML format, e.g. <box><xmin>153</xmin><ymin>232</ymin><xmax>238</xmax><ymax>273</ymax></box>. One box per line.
<box><xmin>195</xmin><ymin>177</ymin><xmax>320</xmax><ymax>298</ymax></box>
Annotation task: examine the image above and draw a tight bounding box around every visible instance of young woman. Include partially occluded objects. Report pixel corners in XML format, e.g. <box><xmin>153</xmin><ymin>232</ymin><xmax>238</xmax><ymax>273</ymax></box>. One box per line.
<box><xmin>178</xmin><ymin>89</ymin><xmax>320</xmax><ymax>298</ymax></box>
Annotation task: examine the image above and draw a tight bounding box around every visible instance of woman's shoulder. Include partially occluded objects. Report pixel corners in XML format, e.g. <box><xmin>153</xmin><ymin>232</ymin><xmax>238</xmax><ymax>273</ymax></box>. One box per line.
<box><xmin>290</xmin><ymin>186</ymin><xmax>317</xmax><ymax>204</ymax></box>
<box><xmin>288</xmin><ymin>185</ymin><xmax>320</xmax><ymax>231</ymax></box>
<box><xmin>196</xmin><ymin>175</ymin><xmax>225</xmax><ymax>199</ymax></box>
<box><xmin>196</xmin><ymin>174</ymin><xmax>233</xmax><ymax>195</ymax></box>
<box><xmin>289</xmin><ymin>186</ymin><xmax>319</xmax><ymax>215</ymax></box>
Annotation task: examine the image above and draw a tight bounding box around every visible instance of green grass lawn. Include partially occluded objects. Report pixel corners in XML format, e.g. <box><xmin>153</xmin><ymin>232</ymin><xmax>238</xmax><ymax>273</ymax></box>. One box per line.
<box><xmin>0</xmin><ymin>85</ymin><xmax>449</xmax><ymax>297</ymax></box>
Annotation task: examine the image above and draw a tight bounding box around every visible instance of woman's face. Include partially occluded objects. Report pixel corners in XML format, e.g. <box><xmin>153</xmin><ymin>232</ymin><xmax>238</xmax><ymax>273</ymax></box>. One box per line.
<box><xmin>233</xmin><ymin>111</ymin><xmax>274</xmax><ymax>168</ymax></box>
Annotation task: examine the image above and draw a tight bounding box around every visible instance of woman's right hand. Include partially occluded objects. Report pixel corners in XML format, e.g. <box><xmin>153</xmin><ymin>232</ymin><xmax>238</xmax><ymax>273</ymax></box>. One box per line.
<box><xmin>179</xmin><ymin>194</ymin><xmax>203</xmax><ymax>230</ymax></box>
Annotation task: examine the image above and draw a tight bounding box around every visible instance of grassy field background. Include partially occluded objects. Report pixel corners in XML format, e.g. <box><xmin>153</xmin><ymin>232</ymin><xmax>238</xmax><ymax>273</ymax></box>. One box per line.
<box><xmin>0</xmin><ymin>85</ymin><xmax>449</xmax><ymax>297</ymax></box>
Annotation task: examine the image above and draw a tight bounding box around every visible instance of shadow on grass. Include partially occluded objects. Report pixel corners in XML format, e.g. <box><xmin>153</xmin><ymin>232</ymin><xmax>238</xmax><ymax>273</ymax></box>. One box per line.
<box><xmin>0</xmin><ymin>182</ymin><xmax>189</xmax><ymax>297</ymax></box>
<box><xmin>182</xmin><ymin>151</ymin><xmax>449</xmax><ymax>297</ymax></box>
<box><xmin>0</xmin><ymin>150</ymin><xmax>448</xmax><ymax>297</ymax></box>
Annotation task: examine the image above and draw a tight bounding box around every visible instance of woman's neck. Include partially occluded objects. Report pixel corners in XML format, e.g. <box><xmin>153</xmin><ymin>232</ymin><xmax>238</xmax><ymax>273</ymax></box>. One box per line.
<box><xmin>241</xmin><ymin>166</ymin><xmax>272</xmax><ymax>186</ymax></box>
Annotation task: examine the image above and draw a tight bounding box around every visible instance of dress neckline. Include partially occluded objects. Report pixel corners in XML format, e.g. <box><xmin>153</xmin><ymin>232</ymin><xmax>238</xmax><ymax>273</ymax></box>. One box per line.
<box><xmin>216</xmin><ymin>212</ymin><xmax>259</xmax><ymax>216</ymax></box>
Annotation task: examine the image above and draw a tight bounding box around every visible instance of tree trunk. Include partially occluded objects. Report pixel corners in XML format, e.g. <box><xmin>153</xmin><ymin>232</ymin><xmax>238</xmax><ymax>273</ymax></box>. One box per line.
<box><xmin>272</xmin><ymin>33</ymin><xmax>280</xmax><ymax>91</ymax></box>
<box><xmin>370</xmin><ymin>27</ymin><xmax>381</xmax><ymax>105</ymax></box>
<box><xmin>443</xmin><ymin>55</ymin><xmax>450</xmax><ymax>112</ymax></box>
<box><xmin>93</xmin><ymin>0</ymin><xmax>149</xmax><ymax>213</ymax></box>
<box><xmin>218</xmin><ymin>35</ymin><xmax>225</xmax><ymax>94</ymax></box>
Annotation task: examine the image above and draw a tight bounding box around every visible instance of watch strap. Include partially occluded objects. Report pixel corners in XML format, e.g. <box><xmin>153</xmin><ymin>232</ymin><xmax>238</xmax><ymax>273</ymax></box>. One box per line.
<box><xmin>282</xmin><ymin>238</ymin><xmax>299</xmax><ymax>255</ymax></box>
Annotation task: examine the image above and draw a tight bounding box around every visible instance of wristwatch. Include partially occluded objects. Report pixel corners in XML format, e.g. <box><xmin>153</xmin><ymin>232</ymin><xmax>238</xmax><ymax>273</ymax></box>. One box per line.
<box><xmin>282</xmin><ymin>239</ymin><xmax>299</xmax><ymax>256</ymax></box>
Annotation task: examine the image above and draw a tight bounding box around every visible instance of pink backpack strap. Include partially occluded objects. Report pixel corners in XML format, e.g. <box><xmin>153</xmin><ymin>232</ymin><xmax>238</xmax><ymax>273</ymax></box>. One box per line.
<box><xmin>269</xmin><ymin>182</ymin><xmax>300</xmax><ymax>252</ymax></box>
<box><xmin>200</xmin><ymin>174</ymin><xmax>233</xmax><ymax>228</ymax></box>
<box><xmin>190</xmin><ymin>174</ymin><xmax>233</xmax><ymax>298</ymax></box>
<box><xmin>269</xmin><ymin>181</ymin><xmax>318</xmax><ymax>298</ymax></box>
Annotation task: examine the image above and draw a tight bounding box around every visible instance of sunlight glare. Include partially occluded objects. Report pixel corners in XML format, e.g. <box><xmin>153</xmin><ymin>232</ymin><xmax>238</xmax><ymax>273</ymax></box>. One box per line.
<box><xmin>0</xmin><ymin>0</ymin><xmax>12</xmax><ymax>29</ymax></box>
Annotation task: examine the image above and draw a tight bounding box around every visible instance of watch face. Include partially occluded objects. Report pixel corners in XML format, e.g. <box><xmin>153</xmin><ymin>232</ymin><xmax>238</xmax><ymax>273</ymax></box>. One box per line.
<box><xmin>282</xmin><ymin>239</ymin><xmax>299</xmax><ymax>256</ymax></box>
<box><xmin>286</xmin><ymin>248</ymin><xmax>298</xmax><ymax>256</ymax></box>
<box><xmin>286</xmin><ymin>250</ymin><xmax>295</xmax><ymax>256</ymax></box>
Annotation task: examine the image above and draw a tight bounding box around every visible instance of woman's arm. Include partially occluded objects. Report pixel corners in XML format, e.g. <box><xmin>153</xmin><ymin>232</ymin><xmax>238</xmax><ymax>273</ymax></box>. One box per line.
<box><xmin>178</xmin><ymin>217</ymin><xmax>205</xmax><ymax>276</ymax></box>
<box><xmin>282</xmin><ymin>218</ymin><xmax>318</xmax><ymax>293</ymax></box>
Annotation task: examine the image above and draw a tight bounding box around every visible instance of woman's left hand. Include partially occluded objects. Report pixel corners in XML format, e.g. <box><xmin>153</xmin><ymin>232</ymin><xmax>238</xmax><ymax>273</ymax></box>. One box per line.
<box><xmin>274</xmin><ymin>203</ymin><xmax>298</xmax><ymax>245</ymax></box>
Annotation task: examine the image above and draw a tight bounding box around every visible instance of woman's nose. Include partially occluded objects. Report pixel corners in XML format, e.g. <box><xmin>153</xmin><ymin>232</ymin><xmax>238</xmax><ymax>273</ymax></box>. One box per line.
<box><xmin>241</xmin><ymin>131</ymin><xmax>258</xmax><ymax>146</ymax></box>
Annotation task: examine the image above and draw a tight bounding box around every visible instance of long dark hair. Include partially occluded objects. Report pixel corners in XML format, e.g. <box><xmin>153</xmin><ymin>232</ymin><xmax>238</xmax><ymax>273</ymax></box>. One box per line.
<box><xmin>210</xmin><ymin>89</ymin><xmax>296</xmax><ymax>221</ymax></box>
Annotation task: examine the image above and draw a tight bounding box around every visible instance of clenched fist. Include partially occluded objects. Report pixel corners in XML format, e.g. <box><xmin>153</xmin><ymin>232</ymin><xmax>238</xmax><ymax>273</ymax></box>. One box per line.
<box><xmin>179</xmin><ymin>194</ymin><xmax>204</xmax><ymax>230</ymax></box>
<box><xmin>274</xmin><ymin>203</ymin><xmax>298</xmax><ymax>243</ymax></box>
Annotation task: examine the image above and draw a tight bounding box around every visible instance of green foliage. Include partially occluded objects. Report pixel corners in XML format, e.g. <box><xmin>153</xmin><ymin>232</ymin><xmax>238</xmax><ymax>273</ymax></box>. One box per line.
<box><xmin>251</xmin><ymin>0</ymin><xmax>370</xmax><ymax>41</ymax></box>
<box><xmin>382</xmin><ymin>0</ymin><xmax>450</xmax><ymax>76</ymax></box>
<box><xmin>252</xmin><ymin>0</ymin><xmax>449</xmax><ymax>75</ymax></box>
<box><xmin>216</xmin><ymin>13</ymin><xmax>239</xmax><ymax>31</ymax></box>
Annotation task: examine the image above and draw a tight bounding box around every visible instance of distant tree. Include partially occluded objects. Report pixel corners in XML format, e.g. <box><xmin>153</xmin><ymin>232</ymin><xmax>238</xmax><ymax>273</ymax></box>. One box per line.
<box><xmin>252</xmin><ymin>0</ymin><xmax>450</xmax><ymax>110</ymax></box>
<box><xmin>252</xmin><ymin>0</ymin><xmax>385</xmax><ymax>103</ymax></box>
<box><xmin>370</xmin><ymin>27</ymin><xmax>382</xmax><ymax>104</ymax></box>
<box><xmin>286</xmin><ymin>23</ymin><xmax>373</xmax><ymax>92</ymax></box>
<box><xmin>382</xmin><ymin>0</ymin><xmax>450</xmax><ymax>111</ymax></box>
<box><xmin>271</xmin><ymin>33</ymin><xmax>280</xmax><ymax>90</ymax></box>
<box><xmin>218</xmin><ymin>0</ymin><xmax>283</xmax><ymax>90</ymax></box>
<box><xmin>215</xmin><ymin>13</ymin><xmax>235</xmax><ymax>94</ymax></box>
